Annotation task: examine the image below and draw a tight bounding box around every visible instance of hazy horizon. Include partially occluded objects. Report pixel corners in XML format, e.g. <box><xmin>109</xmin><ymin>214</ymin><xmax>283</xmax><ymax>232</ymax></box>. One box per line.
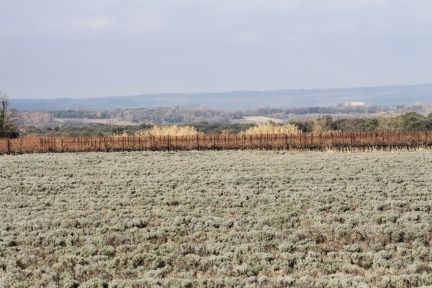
<box><xmin>2</xmin><ymin>0</ymin><xmax>432</xmax><ymax>99</ymax></box>
<box><xmin>8</xmin><ymin>82</ymin><xmax>432</xmax><ymax>101</ymax></box>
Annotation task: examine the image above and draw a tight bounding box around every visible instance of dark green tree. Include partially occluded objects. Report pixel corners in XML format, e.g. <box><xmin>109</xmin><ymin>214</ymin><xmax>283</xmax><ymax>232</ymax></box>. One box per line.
<box><xmin>0</xmin><ymin>92</ymin><xmax>19</xmax><ymax>138</ymax></box>
<box><xmin>400</xmin><ymin>112</ymin><xmax>428</xmax><ymax>131</ymax></box>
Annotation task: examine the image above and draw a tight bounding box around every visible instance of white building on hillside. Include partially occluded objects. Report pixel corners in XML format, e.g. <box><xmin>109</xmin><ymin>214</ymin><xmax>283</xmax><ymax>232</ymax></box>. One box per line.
<box><xmin>344</xmin><ymin>102</ymin><xmax>366</xmax><ymax>107</ymax></box>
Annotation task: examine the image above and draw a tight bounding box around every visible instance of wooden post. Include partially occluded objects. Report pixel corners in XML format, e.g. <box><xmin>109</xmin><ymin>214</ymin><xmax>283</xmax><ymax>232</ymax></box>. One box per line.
<box><xmin>7</xmin><ymin>139</ymin><xmax>11</xmax><ymax>154</ymax></box>
<box><xmin>426</xmin><ymin>130</ymin><xmax>430</xmax><ymax>149</ymax></box>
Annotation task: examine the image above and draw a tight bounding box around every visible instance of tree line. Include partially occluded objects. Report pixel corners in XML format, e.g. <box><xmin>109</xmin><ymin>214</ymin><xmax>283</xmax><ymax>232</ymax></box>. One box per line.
<box><xmin>15</xmin><ymin>112</ymin><xmax>432</xmax><ymax>138</ymax></box>
<box><xmin>294</xmin><ymin>112</ymin><xmax>432</xmax><ymax>133</ymax></box>
<box><xmin>17</xmin><ymin>104</ymin><xmax>427</xmax><ymax>127</ymax></box>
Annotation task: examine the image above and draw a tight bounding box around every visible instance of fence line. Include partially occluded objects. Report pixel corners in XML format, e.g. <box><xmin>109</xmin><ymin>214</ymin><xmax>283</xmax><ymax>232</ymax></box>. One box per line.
<box><xmin>1</xmin><ymin>131</ymin><xmax>431</xmax><ymax>155</ymax></box>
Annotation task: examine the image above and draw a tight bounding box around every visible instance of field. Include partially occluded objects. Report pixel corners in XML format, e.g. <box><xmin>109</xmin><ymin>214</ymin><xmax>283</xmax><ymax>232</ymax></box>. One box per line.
<box><xmin>1</xmin><ymin>150</ymin><xmax>432</xmax><ymax>287</ymax></box>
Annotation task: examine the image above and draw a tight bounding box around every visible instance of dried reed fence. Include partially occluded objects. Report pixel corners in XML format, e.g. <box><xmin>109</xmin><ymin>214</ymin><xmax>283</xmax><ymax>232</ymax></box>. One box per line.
<box><xmin>1</xmin><ymin>131</ymin><xmax>432</xmax><ymax>155</ymax></box>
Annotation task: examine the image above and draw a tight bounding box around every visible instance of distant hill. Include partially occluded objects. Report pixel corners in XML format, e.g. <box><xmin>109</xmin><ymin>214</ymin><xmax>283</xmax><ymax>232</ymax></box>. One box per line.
<box><xmin>10</xmin><ymin>84</ymin><xmax>432</xmax><ymax>111</ymax></box>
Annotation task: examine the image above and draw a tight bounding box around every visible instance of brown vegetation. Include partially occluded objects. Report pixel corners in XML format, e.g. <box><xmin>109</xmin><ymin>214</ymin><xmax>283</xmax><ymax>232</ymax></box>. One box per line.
<box><xmin>1</xmin><ymin>131</ymin><xmax>432</xmax><ymax>154</ymax></box>
<box><xmin>134</xmin><ymin>125</ymin><xmax>201</xmax><ymax>137</ymax></box>
<box><xmin>241</xmin><ymin>122</ymin><xmax>301</xmax><ymax>135</ymax></box>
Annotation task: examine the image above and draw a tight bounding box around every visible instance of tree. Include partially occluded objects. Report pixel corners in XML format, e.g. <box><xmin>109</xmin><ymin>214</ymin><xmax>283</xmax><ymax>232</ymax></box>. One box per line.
<box><xmin>313</xmin><ymin>115</ymin><xmax>334</xmax><ymax>132</ymax></box>
<box><xmin>400</xmin><ymin>112</ymin><xmax>428</xmax><ymax>131</ymax></box>
<box><xmin>376</xmin><ymin>115</ymin><xmax>404</xmax><ymax>131</ymax></box>
<box><xmin>0</xmin><ymin>92</ymin><xmax>19</xmax><ymax>138</ymax></box>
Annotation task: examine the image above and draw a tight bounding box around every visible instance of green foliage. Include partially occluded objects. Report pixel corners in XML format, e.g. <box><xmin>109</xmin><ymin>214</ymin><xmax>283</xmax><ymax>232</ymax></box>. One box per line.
<box><xmin>44</xmin><ymin>105</ymin><xmax>391</xmax><ymax>123</ymax></box>
<box><xmin>20</xmin><ymin>122</ymin><xmax>256</xmax><ymax>137</ymax></box>
<box><xmin>189</xmin><ymin>121</ymin><xmax>255</xmax><ymax>134</ymax></box>
<box><xmin>333</xmin><ymin>118</ymin><xmax>379</xmax><ymax>131</ymax></box>
<box><xmin>296</xmin><ymin>113</ymin><xmax>432</xmax><ymax>133</ymax></box>
<box><xmin>377</xmin><ymin>115</ymin><xmax>404</xmax><ymax>131</ymax></box>
<box><xmin>51</xmin><ymin>110</ymin><xmax>104</xmax><ymax>119</ymax></box>
<box><xmin>17</xmin><ymin>112</ymin><xmax>432</xmax><ymax>137</ymax></box>
<box><xmin>0</xmin><ymin>92</ymin><xmax>19</xmax><ymax>138</ymax></box>
<box><xmin>289</xmin><ymin>120</ymin><xmax>314</xmax><ymax>132</ymax></box>
<box><xmin>399</xmin><ymin>112</ymin><xmax>430</xmax><ymax>131</ymax></box>
<box><xmin>313</xmin><ymin>115</ymin><xmax>335</xmax><ymax>132</ymax></box>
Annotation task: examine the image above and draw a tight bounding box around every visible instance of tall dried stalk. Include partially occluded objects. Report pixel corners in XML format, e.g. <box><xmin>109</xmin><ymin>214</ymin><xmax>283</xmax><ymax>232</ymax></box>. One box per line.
<box><xmin>242</xmin><ymin>121</ymin><xmax>301</xmax><ymax>135</ymax></box>
<box><xmin>134</xmin><ymin>125</ymin><xmax>201</xmax><ymax>137</ymax></box>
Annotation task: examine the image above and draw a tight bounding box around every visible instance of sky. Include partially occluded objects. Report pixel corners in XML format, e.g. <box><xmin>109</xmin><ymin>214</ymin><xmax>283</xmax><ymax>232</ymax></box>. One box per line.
<box><xmin>1</xmin><ymin>0</ymin><xmax>432</xmax><ymax>99</ymax></box>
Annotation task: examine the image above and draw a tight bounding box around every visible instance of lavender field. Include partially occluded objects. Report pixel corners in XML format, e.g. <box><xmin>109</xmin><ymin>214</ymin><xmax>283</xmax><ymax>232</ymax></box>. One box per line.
<box><xmin>1</xmin><ymin>151</ymin><xmax>432</xmax><ymax>287</ymax></box>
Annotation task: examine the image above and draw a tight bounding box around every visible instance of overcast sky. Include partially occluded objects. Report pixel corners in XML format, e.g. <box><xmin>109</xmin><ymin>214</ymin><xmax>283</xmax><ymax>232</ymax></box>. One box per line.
<box><xmin>1</xmin><ymin>0</ymin><xmax>432</xmax><ymax>99</ymax></box>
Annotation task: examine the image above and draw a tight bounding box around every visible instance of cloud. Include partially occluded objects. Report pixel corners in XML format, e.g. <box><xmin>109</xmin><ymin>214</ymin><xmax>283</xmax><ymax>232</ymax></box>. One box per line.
<box><xmin>71</xmin><ymin>11</ymin><xmax>167</xmax><ymax>35</ymax></box>
<box><xmin>320</xmin><ymin>0</ymin><xmax>390</xmax><ymax>10</ymax></box>
<box><xmin>120</xmin><ymin>11</ymin><xmax>167</xmax><ymax>33</ymax></box>
<box><xmin>75</xmin><ymin>16</ymin><xmax>113</xmax><ymax>31</ymax></box>
<box><xmin>210</xmin><ymin>0</ymin><xmax>391</xmax><ymax>15</ymax></box>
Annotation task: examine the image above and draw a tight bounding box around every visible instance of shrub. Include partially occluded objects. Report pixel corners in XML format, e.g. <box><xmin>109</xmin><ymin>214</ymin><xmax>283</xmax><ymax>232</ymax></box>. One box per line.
<box><xmin>242</xmin><ymin>121</ymin><xmax>301</xmax><ymax>135</ymax></box>
<box><xmin>134</xmin><ymin>125</ymin><xmax>201</xmax><ymax>137</ymax></box>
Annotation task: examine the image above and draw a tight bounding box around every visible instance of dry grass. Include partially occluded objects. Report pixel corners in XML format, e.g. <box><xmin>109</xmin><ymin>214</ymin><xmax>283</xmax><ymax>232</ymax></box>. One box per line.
<box><xmin>135</xmin><ymin>125</ymin><xmax>201</xmax><ymax>137</ymax></box>
<box><xmin>241</xmin><ymin>121</ymin><xmax>301</xmax><ymax>135</ymax></box>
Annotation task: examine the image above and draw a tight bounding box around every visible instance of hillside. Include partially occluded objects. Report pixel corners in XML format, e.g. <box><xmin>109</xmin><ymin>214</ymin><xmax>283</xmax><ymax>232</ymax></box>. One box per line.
<box><xmin>10</xmin><ymin>84</ymin><xmax>432</xmax><ymax>111</ymax></box>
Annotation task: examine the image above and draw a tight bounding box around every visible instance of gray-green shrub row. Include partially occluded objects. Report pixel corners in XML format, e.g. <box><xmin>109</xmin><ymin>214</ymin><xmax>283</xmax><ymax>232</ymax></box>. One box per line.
<box><xmin>1</xmin><ymin>151</ymin><xmax>431</xmax><ymax>287</ymax></box>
